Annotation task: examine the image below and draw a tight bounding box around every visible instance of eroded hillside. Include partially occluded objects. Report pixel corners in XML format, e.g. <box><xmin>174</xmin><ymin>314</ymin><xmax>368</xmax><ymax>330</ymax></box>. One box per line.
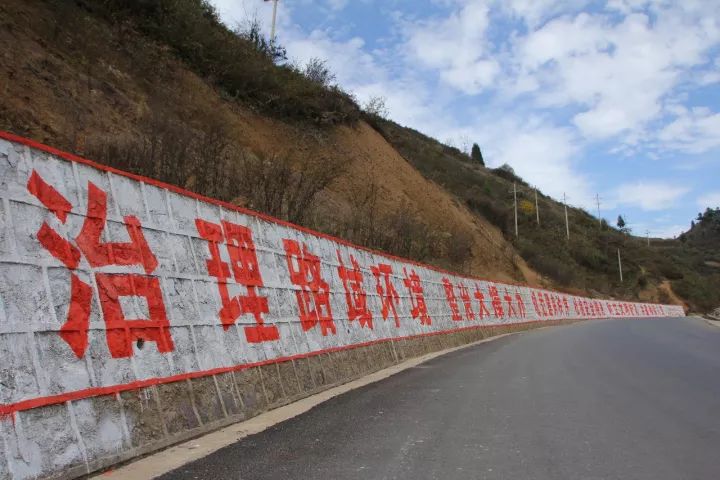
<box><xmin>0</xmin><ymin>0</ymin><xmax>533</xmax><ymax>284</ymax></box>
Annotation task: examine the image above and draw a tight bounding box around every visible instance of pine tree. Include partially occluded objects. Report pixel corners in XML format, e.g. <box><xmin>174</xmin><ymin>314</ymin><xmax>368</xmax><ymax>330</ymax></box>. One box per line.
<box><xmin>617</xmin><ymin>215</ymin><xmax>630</xmax><ymax>234</ymax></box>
<box><xmin>470</xmin><ymin>143</ymin><xmax>485</xmax><ymax>166</ymax></box>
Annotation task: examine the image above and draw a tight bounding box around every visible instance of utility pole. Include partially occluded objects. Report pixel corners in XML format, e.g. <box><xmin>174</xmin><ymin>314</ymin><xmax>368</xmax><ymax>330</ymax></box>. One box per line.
<box><xmin>534</xmin><ymin>186</ymin><xmax>540</xmax><ymax>226</ymax></box>
<box><xmin>646</xmin><ymin>230</ymin><xmax>650</xmax><ymax>247</ymax></box>
<box><xmin>617</xmin><ymin>248</ymin><xmax>623</xmax><ymax>282</ymax></box>
<box><xmin>595</xmin><ymin>193</ymin><xmax>602</xmax><ymax>226</ymax></box>
<box><xmin>513</xmin><ymin>182</ymin><xmax>518</xmax><ymax>238</ymax></box>
<box><xmin>563</xmin><ymin>192</ymin><xmax>570</xmax><ymax>241</ymax></box>
<box><xmin>265</xmin><ymin>0</ymin><xmax>279</xmax><ymax>43</ymax></box>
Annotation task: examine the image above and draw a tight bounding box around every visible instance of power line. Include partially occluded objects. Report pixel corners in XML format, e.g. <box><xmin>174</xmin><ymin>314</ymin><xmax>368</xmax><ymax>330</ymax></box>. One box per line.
<box><xmin>264</xmin><ymin>0</ymin><xmax>279</xmax><ymax>42</ymax></box>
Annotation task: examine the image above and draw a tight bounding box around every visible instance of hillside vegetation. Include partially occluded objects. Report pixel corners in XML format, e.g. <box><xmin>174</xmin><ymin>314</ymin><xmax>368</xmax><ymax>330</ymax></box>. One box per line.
<box><xmin>0</xmin><ymin>0</ymin><xmax>524</xmax><ymax>283</ymax></box>
<box><xmin>1</xmin><ymin>0</ymin><xmax>717</xmax><ymax>312</ymax></box>
<box><xmin>371</xmin><ymin>118</ymin><xmax>720</xmax><ymax>312</ymax></box>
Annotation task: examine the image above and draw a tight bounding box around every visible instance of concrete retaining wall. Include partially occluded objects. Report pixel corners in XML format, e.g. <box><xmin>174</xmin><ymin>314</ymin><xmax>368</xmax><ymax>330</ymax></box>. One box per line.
<box><xmin>0</xmin><ymin>131</ymin><xmax>684</xmax><ymax>480</ymax></box>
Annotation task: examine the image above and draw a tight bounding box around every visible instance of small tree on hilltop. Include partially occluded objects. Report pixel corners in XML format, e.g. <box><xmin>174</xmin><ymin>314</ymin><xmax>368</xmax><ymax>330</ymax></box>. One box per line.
<box><xmin>304</xmin><ymin>57</ymin><xmax>336</xmax><ymax>87</ymax></box>
<box><xmin>237</xmin><ymin>19</ymin><xmax>287</xmax><ymax>63</ymax></box>
<box><xmin>363</xmin><ymin>95</ymin><xmax>388</xmax><ymax>119</ymax></box>
<box><xmin>617</xmin><ymin>215</ymin><xmax>630</xmax><ymax>234</ymax></box>
<box><xmin>471</xmin><ymin>143</ymin><xmax>485</xmax><ymax>166</ymax></box>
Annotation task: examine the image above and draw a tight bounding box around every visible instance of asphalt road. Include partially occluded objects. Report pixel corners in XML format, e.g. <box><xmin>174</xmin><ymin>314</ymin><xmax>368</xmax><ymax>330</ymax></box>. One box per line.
<box><xmin>159</xmin><ymin>317</ymin><xmax>720</xmax><ymax>480</ymax></box>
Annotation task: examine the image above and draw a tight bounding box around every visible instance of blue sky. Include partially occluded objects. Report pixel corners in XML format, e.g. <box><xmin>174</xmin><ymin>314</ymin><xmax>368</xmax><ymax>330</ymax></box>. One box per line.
<box><xmin>211</xmin><ymin>0</ymin><xmax>720</xmax><ymax>238</ymax></box>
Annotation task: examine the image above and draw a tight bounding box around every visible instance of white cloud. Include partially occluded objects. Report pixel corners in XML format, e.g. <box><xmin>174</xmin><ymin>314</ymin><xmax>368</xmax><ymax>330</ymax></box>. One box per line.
<box><xmin>698</xmin><ymin>192</ymin><xmax>720</xmax><ymax>209</ymax></box>
<box><xmin>658</xmin><ymin>108</ymin><xmax>720</xmax><ymax>154</ymax></box>
<box><xmin>512</xmin><ymin>7</ymin><xmax>719</xmax><ymax>140</ymax></box>
<box><xmin>440</xmin><ymin>60</ymin><xmax>500</xmax><ymax>94</ymax></box>
<box><xmin>611</xmin><ymin>181</ymin><xmax>690</xmax><ymax>211</ymax></box>
<box><xmin>397</xmin><ymin>1</ymin><xmax>720</xmax><ymax>145</ymax></box>
<box><xmin>501</xmin><ymin>0</ymin><xmax>592</xmax><ymax>29</ymax></box>
<box><xmin>487</xmin><ymin>124</ymin><xmax>590</xmax><ymax>206</ymax></box>
<box><xmin>403</xmin><ymin>1</ymin><xmax>499</xmax><ymax>94</ymax></box>
<box><xmin>326</xmin><ymin>0</ymin><xmax>349</xmax><ymax>11</ymax></box>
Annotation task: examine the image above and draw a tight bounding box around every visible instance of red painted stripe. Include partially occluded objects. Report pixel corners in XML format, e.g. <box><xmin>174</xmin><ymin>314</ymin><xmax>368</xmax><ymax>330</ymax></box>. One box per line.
<box><xmin>0</xmin><ymin>318</ymin><xmax>582</xmax><ymax>416</ymax></box>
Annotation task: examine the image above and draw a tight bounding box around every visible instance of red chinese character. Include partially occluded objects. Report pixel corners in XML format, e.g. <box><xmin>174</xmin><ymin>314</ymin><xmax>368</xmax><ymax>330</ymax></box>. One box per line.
<box><xmin>503</xmin><ymin>289</ymin><xmax>517</xmax><ymax>318</ymax></box>
<box><xmin>196</xmin><ymin>219</ymin><xmax>278</xmax><ymax>343</ymax></box>
<box><xmin>539</xmin><ymin>293</ymin><xmax>549</xmax><ymax>316</ymax></box>
<box><xmin>531</xmin><ymin>291</ymin><xmax>540</xmax><ymax>316</ymax></box>
<box><xmin>515</xmin><ymin>291</ymin><xmax>526</xmax><ymax>318</ymax></box>
<box><xmin>97</xmin><ymin>274</ymin><xmax>174</xmax><ymax>358</ymax></box>
<box><xmin>403</xmin><ymin>268</ymin><xmax>431</xmax><ymax>325</ymax></box>
<box><xmin>474</xmin><ymin>285</ymin><xmax>491</xmax><ymax>319</ymax></box>
<box><xmin>545</xmin><ymin>294</ymin><xmax>554</xmax><ymax>316</ymax></box>
<box><xmin>563</xmin><ymin>297</ymin><xmax>570</xmax><ymax>315</ymax></box>
<box><xmin>283</xmin><ymin>239</ymin><xmax>336</xmax><ymax>336</ymax></box>
<box><xmin>458</xmin><ymin>283</ymin><xmax>475</xmax><ymax>320</ymax></box>
<box><xmin>27</xmin><ymin>170</ymin><xmax>173</xmax><ymax>359</ymax></box>
<box><xmin>544</xmin><ymin>293</ymin><xmax>554</xmax><ymax>316</ymax></box>
<box><xmin>488</xmin><ymin>284</ymin><xmax>504</xmax><ymax>318</ymax></box>
<box><xmin>443</xmin><ymin>278</ymin><xmax>462</xmax><ymax>321</ymax></box>
<box><xmin>516</xmin><ymin>291</ymin><xmax>525</xmax><ymax>317</ymax></box>
<box><xmin>337</xmin><ymin>251</ymin><xmax>372</xmax><ymax>329</ymax></box>
<box><xmin>371</xmin><ymin>263</ymin><xmax>400</xmax><ymax>327</ymax></box>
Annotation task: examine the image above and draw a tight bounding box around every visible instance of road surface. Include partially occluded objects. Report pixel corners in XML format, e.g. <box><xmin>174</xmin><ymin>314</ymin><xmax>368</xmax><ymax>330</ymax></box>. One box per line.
<box><xmin>159</xmin><ymin>317</ymin><xmax>720</xmax><ymax>480</ymax></box>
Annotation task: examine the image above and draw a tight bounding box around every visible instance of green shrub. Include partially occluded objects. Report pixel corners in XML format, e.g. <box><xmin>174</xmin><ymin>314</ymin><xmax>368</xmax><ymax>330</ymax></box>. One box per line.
<box><xmin>570</xmin><ymin>241</ymin><xmax>608</xmax><ymax>271</ymax></box>
<box><xmin>673</xmin><ymin>273</ymin><xmax>720</xmax><ymax>312</ymax></box>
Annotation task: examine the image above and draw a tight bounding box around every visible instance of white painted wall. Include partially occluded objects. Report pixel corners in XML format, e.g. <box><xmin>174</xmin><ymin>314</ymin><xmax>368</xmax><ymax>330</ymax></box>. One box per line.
<box><xmin>0</xmin><ymin>134</ymin><xmax>684</xmax><ymax>479</ymax></box>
